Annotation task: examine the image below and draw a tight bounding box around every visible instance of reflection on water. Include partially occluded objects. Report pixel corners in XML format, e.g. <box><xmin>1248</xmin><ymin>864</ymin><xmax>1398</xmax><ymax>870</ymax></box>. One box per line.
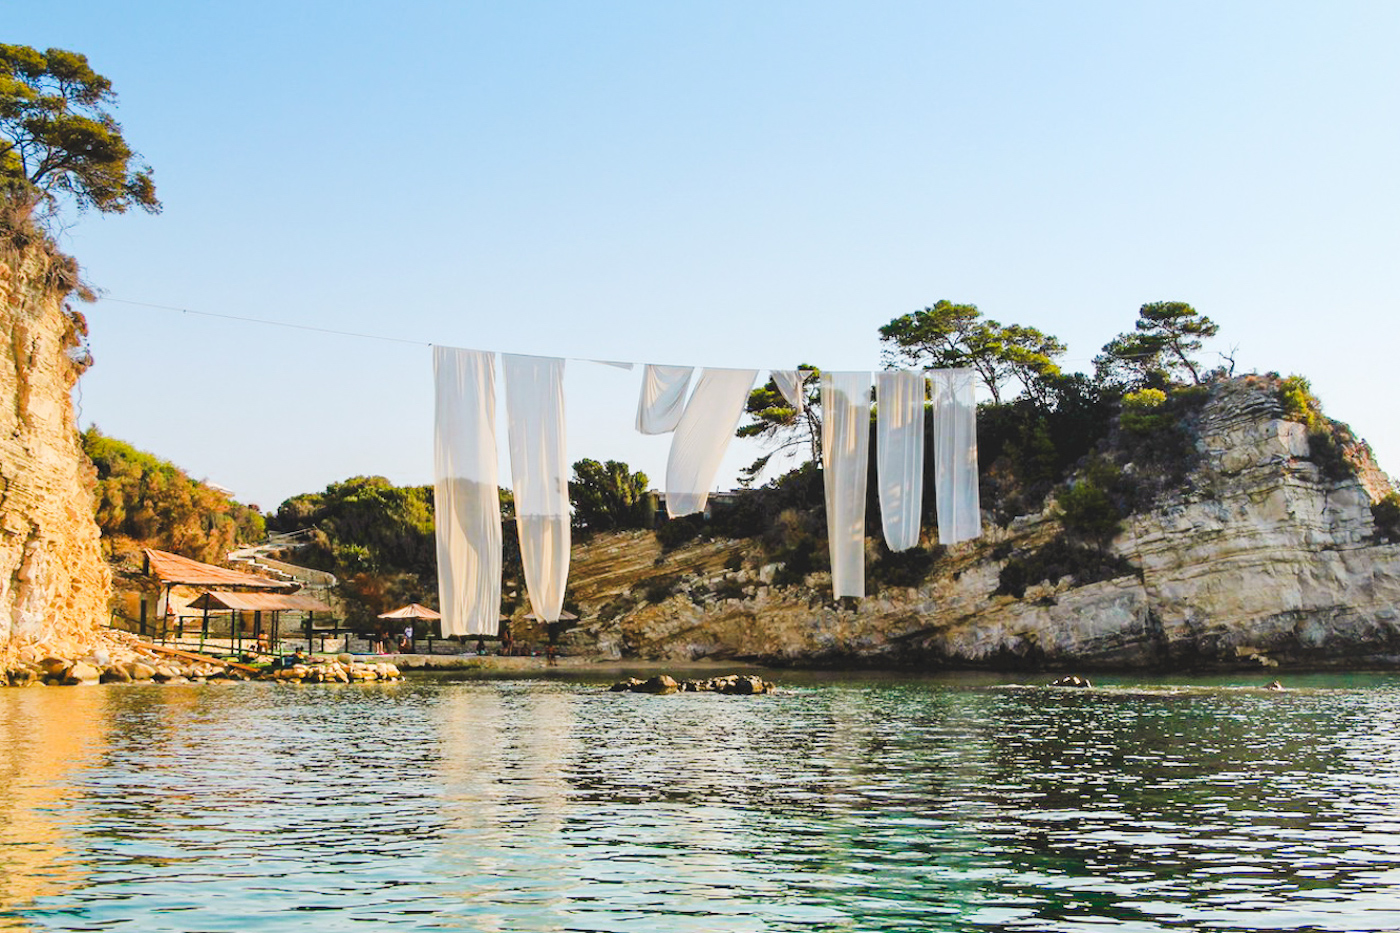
<box><xmin>2</xmin><ymin>675</ymin><xmax>1400</xmax><ymax>931</ymax></box>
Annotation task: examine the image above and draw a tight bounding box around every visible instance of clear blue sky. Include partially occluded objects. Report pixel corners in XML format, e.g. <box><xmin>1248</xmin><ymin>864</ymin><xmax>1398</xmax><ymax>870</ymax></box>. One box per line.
<box><xmin>11</xmin><ymin>1</ymin><xmax>1399</xmax><ymax>510</ymax></box>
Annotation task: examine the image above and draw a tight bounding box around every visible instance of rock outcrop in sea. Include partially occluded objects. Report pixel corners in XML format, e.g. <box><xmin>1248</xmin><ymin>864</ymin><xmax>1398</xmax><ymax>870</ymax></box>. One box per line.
<box><xmin>562</xmin><ymin>377</ymin><xmax>1400</xmax><ymax>671</ymax></box>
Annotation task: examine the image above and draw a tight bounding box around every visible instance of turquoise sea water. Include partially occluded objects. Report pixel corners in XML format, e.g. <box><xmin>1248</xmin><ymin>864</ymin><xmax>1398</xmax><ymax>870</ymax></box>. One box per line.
<box><xmin>2</xmin><ymin>670</ymin><xmax>1399</xmax><ymax>932</ymax></box>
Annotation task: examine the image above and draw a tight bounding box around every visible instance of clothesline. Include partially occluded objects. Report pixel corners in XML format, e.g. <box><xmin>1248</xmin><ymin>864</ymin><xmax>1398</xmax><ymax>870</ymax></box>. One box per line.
<box><xmin>97</xmin><ymin>294</ymin><xmax>1179</xmax><ymax>370</ymax></box>
<box><xmin>433</xmin><ymin>349</ymin><xmax>983</xmax><ymax>636</ymax></box>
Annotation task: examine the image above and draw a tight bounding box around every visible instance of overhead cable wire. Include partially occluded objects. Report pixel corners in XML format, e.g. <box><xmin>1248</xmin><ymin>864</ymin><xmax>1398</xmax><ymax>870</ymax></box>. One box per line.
<box><xmin>97</xmin><ymin>296</ymin><xmax>432</xmax><ymax>347</ymax></box>
<box><xmin>97</xmin><ymin>294</ymin><xmax>1209</xmax><ymax>369</ymax></box>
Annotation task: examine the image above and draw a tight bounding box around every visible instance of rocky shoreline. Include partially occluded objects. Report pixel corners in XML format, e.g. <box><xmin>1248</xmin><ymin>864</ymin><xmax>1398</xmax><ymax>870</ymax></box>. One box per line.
<box><xmin>0</xmin><ymin>629</ymin><xmax>403</xmax><ymax>687</ymax></box>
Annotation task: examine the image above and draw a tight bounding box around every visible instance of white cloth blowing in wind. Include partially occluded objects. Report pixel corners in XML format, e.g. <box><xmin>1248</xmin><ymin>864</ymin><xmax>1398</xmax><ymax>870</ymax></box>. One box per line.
<box><xmin>664</xmin><ymin>368</ymin><xmax>758</xmax><ymax>517</ymax></box>
<box><xmin>635</xmin><ymin>364</ymin><xmax>694</xmax><ymax>434</ymax></box>
<box><xmin>822</xmin><ymin>371</ymin><xmax>871</xmax><ymax>599</ymax></box>
<box><xmin>930</xmin><ymin>367</ymin><xmax>982</xmax><ymax>545</ymax></box>
<box><xmin>433</xmin><ymin>347</ymin><xmax>502</xmax><ymax>637</ymax></box>
<box><xmin>770</xmin><ymin>370</ymin><xmax>807</xmax><ymax>413</ymax></box>
<box><xmin>503</xmin><ymin>354</ymin><xmax>570</xmax><ymax>624</ymax></box>
<box><xmin>875</xmin><ymin>370</ymin><xmax>925</xmax><ymax>552</ymax></box>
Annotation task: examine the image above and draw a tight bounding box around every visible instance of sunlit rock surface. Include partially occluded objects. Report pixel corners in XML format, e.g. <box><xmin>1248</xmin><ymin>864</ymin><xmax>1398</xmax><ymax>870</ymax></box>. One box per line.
<box><xmin>0</xmin><ymin>241</ymin><xmax>110</xmax><ymax>667</ymax></box>
<box><xmin>566</xmin><ymin>378</ymin><xmax>1400</xmax><ymax>671</ymax></box>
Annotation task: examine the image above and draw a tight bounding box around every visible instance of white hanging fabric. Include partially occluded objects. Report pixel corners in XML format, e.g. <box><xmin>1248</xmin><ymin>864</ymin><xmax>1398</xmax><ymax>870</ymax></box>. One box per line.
<box><xmin>636</xmin><ymin>364</ymin><xmax>695</xmax><ymax>434</ymax></box>
<box><xmin>588</xmin><ymin>359</ymin><xmax>635</xmax><ymax>370</ymax></box>
<box><xmin>930</xmin><ymin>367</ymin><xmax>982</xmax><ymax>544</ymax></box>
<box><xmin>822</xmin><ymin>371</ymin><xmax>871</xmax><ymax>598</ymax></box>
<box><xmin>503</xmin><ymin>354</ymin><xmax>571</xmax><ymax>624</ymax></box>
<box><xmin>771</xmin><ymin>370</ymin><xmax>807</xmax><ymax>413</ymax></box>
<box><xmin>665</xmin><ymin>367</ymin><xmax>758</xmax><ymax>517</ymax></box>
<box><xmin>433</xmin><ymin>347</ymin><xmax>502</xmax><ymax>636</ymax></box>
<box><xmin>875</xmin><ymin>370</ymin><xmax>925</xmax><ymax>552</ymax></box>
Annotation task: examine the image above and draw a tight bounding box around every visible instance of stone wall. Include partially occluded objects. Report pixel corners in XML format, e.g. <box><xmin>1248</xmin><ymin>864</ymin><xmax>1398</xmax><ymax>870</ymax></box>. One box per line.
<box><xmin>0</xmin><ymin>240</ymin><xmax>111</xmax><ymax>666</ymax></box>
<box><xmin>564</xmin><ymin>378</ymin><xmax>1400</xmax><ymax>671</ymax></box>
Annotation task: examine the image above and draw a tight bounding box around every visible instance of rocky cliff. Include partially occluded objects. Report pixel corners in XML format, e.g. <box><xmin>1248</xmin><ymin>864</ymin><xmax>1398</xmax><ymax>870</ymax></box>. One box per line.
<box><xmin>563</xmin><ymin>377</ymin><xmax>1400</xmax><ymax>671</ymax></box>
<box><xmin>0</xmin><ymin>234</ymin><xmax>110</xmax><ymax>666</ymax></box>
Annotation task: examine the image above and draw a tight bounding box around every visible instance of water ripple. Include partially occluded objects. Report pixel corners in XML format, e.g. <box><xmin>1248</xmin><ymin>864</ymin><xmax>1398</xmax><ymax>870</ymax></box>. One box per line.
<box><xmin>2</xmin><ymin>675</ymin><xmax>1400</xmax><ymax>931</ymax></box>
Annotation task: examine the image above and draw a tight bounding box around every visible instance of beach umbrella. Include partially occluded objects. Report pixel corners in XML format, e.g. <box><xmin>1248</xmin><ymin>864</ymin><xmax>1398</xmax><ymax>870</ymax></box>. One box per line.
<box><xmin>378</xmin><ymin>603</ymin><xmax>442</xmax><ymax>647</ymax></box>
<box><xmin>377</xmin><ymin>603</ymin><xmax>441</xmax><ymax>621</ymax></box>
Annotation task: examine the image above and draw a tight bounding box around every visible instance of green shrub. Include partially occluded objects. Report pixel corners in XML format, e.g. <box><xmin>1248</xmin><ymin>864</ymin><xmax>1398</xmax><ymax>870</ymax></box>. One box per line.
<box><xmin>1119</xmin><ymin>388</ymin><xmax>1170</xmax><ymax>434</ymax></box>
<box><xmin>771</xmin><ymin>538</ymin><xmax>822</xmax><ymax>588</ymax></box>
<box><xmin>868</xmin><ymin>542</ymin><xmax>941</xmax><ymax>591</ymax></box>
<box><xmin>1278</xmin><ymin>375</ymin><xmax>1326</xmax><ymax>432</ymax></box>
<box><xmin>640</xmin><ymin>575</ymin><xmax>681</xmax><ymax>603</ymax></box>
<box><xmin>655</xmin><ymin>513</ymin><xmax>707</xmax><ymax>550</ymax></box>
<box><xmin>1055</xmin><ymin>459</ymin><xmax>1125</xmax><ymax>544</ymax></box>
<box><xmin>1277</xmin><ymin>375</ymin><xmax>1358</xmax><ymax>482</ymax></box>
<box><xmin>713</xmin><ymin>578</ymin><xmax>747</xmax><ymax>600</ymax></box>
<box><xmin>1373</xmin><ymin>493</ymin><xmax>1400</xmax><ymax>544</ymax></box>
<box><xmin>995</xmin><ymin>535</ymin><xmax>1137</xmax><ymax>599</ymax></box>
<box><xmin>1308</xmin><ymin>429</ymin><xmax>1357</xmax><ymax>482</ymax></box>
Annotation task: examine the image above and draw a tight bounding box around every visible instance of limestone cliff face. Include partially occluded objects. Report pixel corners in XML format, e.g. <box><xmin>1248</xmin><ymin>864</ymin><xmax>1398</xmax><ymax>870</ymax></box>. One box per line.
<box><xmin>565</xmin><ymin>378</ymin><xmax>1400</xmax><ymax>671</ymax></box>
<box><xmin>0</xmin><ymin>239</ymin><xmax>110</xmax><ymax>665</ymax></box>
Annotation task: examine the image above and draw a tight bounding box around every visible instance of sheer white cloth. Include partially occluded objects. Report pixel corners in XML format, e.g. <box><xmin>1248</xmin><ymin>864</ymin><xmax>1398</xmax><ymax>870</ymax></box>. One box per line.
<box><xmin>822</xmin><ymin>372</ymin><xmax>871</xmax><ymax>598</ymax></box>
<box><xmin>930</xmin><ymin>368</ymin><xmax>982</xmax><ymax>544</ymax></box>
<box><xmin>665</xmin><ymin>368</ymin><xmax>758</xmax><ymax>517</ymax></box>
<box><xmin>876</xmin><ymin>370</ymin><xmax>925</xmax><ymax>552</ymax></box>
<box><xmin>771</xmin><ymin>370</ymin><xmax>807</xmax><ymax>413</ymax></box>
<box><xmin>636</xmin><ymin>364</ymin><xmax>694</xmax><ymax>434</ymax></box>
<box><xmin>433</xmin><ymin>347</ymin><xmax>502</xmax><ymax>636</ymax></box>
<box><xmin>503</xmin><ymin>354</ymin><xmax>570</xmax><ymax>624</ymax></box>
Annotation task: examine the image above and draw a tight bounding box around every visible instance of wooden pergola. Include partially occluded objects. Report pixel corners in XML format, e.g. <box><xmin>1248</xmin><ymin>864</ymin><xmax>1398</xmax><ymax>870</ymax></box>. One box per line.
<box><xmin>187</xmin><ymin>590</ymin><xmax>334</xmax><ymax>653</ymax></box>
<box><xmin>140</xmin><ymin>548</ymin><xmax>296</xmax><ymax>644</ymax></box>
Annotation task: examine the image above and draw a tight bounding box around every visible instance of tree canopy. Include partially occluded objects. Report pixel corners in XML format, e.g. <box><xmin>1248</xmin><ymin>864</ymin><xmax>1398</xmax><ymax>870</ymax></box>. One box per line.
<box><xmin>1094</xmin><ymin>301</ymin><xmax>1219</xmax><ymax>387</ymax></box>
<box><xmin>878</xmin><ymin>301</ymin><xmax>1065</xmax><ymax>405</ymax></box>
<box><xmin>82</xmin><ymin>428</ymin><xmax>264</xmax><ymax>564</ymax></box>
<box><xmin>0</xmin><ymin>44</ymin><xmax>159</xmax><ymax>221</ymax></box>
<box><xmin>736</xmin><ymin>366</ymin><xmax>823</xmax><ymax>480</ymax></box>
<box><xmin>569</xmin><ymin>459</ymin><xmax>653</xmax><ymax>532</ymax></box>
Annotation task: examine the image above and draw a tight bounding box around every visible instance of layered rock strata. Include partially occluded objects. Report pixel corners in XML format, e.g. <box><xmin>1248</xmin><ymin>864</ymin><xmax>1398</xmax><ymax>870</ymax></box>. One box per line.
<box><xmin>567</xmin><ymin>378</ymin><xmax>1400</xmax><ymax>671</ymax></box>
<box><xmin>0</xmin><ymin>240</ymin><xmax>110</xmax><ymax>667</ymax></box>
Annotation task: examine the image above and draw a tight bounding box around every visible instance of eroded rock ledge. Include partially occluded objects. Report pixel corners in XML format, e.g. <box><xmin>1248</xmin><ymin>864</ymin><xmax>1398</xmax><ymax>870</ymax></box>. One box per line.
<box><xmin>566</xmin><ymin>377</ymin><xmax>1400</xmax><ymax>672</ymax></box>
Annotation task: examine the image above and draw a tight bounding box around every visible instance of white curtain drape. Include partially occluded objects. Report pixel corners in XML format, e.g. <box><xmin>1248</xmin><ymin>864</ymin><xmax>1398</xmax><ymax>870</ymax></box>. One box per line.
<box><xmin>876</xmin><ymin>370</ymin><xmax>925</xmax><ymax>552</ymax></box>
<box><xmin>433</xmin><ymin>347</ymin><xmax>502</xmax><ymax>636</ymax></box>
<box><xmin>636</xmin><ymin>364</ymin><xmax>695</xmax><ymax>434</ymax></box>
<box><xmin>771</xmin><ymin>370</ymin><xmax>807</xmax><ymax>413</ymax></box>
<box><xmin>665</xmin><ymin>368</ymin><xmax>758</xmax><ymax>517</ymax></box>
<box><xmin>503</xmin><ymin>354</ymin><xmax>570</xmax><ymax>624</ymax></box>
<box><xmin>822</xmin><ymin>372</ymin><xmax>871</xmax><ymax>598</ymax></box>
<box><xmin>930</xmin><ymin>367</ymin><xmax>982</xmax><ymax>545</ymax></box>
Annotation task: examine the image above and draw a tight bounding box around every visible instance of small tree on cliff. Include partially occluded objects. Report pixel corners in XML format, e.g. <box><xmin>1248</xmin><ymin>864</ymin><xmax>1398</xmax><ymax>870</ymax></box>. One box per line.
<box><xmin>878</xmin><ymin>301</ymin><xmax>1065</xmax><ymax>405</ymax></box>
<box><xmin>736</xmin><ymin>366</ymin><xmax>823</xmax><ymax>482</ymax></box>
<box><xmin>0</xmin><ymin>44</ymin><xmax>160</xmax><ymax>224</ymax></box>
<box><xmin>1094</xmin><ymin>301</ymin><xmax>1218</xmax><ymax>388</ymax></box>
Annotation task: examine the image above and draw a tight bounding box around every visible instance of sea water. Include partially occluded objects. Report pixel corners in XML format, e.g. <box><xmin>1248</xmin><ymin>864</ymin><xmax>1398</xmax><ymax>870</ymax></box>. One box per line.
<box><xmin>2</xmin><ymin>670</ymin><xmax>1398</xmax><ymax>932</ymax></box>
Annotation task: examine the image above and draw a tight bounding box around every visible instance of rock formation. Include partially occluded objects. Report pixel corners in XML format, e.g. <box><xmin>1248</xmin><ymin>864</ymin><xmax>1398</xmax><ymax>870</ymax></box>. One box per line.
<box><xmin>565</xmin><ymin>377</ymin><xmax>1400</xmax><ymax>671</ymax></box>
<box><xmin>0</xmin><ymin>233</ymin><xmax>110</xmax><ymax>667</ymax></box>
